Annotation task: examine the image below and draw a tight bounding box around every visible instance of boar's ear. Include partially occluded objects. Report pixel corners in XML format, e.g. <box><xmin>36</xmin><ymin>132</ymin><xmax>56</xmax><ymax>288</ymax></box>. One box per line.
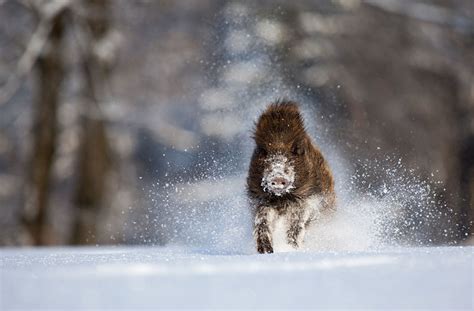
<box><xmin>291</xmin><ymin>139</ymin><xmax>306</xmax><ymax>156</ymax></box>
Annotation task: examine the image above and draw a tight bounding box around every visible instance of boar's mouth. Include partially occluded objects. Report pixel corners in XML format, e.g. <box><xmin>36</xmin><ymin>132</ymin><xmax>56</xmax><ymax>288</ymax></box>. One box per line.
<box><xmin>260</xmin><ymin>154</ymin><xmax>295</xmax><ymax>196</ymax></box>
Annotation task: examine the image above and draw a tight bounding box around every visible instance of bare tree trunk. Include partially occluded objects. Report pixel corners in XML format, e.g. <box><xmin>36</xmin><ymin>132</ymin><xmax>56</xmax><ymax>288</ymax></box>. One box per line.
<box><xmin>72</xmin><ymin>116</ymin><xmax>109</xmax><ymax>244</ymax></box>
<box><xmin>22</xmin><ymin>13</ymin><xmax>65</xmax><ymax>246</ymax></box>
<box><xmin>71</xmin><ymin>0</ymin><xmax>113</xmax><ymax>244</ymax></box>
<box><xmin>459</xmin><ymin>136</ymin><xmax>474</xmax><ymax>238</ymax></box>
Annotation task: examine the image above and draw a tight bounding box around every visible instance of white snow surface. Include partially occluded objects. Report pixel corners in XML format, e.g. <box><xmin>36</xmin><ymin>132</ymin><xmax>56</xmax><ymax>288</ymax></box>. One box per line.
<box><xmin>1</xmin><ymin>246</ymin><xmax>472</xmax><ymax>309</ymax></box>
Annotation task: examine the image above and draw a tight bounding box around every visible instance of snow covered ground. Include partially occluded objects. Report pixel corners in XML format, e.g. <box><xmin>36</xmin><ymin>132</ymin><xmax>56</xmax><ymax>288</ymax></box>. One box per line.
<box><xmin>1</xmin><ymin>246</ymin><xmax>472</xmax><ymax>309</ymax></box>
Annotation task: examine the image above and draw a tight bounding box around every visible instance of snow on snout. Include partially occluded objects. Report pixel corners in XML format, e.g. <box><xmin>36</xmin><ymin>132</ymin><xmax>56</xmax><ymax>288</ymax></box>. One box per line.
<box><xmin>261</xmin><ymin>154</ymin><xmax>295</xmax><ymax>196</ymax></box>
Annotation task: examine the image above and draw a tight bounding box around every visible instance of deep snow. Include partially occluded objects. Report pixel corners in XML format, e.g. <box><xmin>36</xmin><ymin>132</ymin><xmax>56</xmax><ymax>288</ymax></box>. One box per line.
<box><xmin>1</xmin><ymin>246</ymin><xmax>472</xmax><ymax>309</ymax></box>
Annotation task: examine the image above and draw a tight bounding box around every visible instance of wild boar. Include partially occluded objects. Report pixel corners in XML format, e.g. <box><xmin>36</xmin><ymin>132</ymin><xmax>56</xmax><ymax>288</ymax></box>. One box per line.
<box><xmin>247</xmin><ymin>100</ymin><xmax>335</xmax><ymax>253</ymax></box>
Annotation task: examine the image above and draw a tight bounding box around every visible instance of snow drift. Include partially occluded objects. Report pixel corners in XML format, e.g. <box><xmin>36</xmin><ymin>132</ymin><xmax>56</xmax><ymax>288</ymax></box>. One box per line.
<box><xmin>1</xmin><ymin>246</ymin><xmax>472</xmax><ymax>309</ymax></box>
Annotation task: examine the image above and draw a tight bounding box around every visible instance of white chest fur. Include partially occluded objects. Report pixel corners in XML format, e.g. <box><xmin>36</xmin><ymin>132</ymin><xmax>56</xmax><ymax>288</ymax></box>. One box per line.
<box><xmin>271</xmin><ymin>195</ymin><xmax>324</xmax><ymax>252</ymax></box>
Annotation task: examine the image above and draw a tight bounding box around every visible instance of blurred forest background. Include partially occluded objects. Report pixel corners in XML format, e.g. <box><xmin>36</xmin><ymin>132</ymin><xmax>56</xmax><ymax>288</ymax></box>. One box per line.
<box><xmin>0</xmin><ymin>0</ymin><xmax>472</xmax><ymax>247</ymax></box>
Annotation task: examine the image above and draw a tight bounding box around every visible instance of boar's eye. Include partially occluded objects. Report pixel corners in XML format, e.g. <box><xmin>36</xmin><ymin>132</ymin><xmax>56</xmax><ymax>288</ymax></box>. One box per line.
<box><xmin>292</xmin><ymin>142</ymin><xmax>305</xmax><ymax>156</ymax></box>
<box><xmin>256</xmin><ymin>146</ymin><xmax>267</xmax><ymax>157</ymax></box>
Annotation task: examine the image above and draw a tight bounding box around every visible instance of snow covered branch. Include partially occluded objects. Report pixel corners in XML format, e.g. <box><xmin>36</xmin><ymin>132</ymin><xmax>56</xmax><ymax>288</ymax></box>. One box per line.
<box><xmin>0</xmin><ymin>0</ymin><xmax>71</xmax><ymax>106</ymax></box>
<box><xmin>364</xmin><ymin>0</ymin><xmax>474</xmax><ymax>33</ymax></box>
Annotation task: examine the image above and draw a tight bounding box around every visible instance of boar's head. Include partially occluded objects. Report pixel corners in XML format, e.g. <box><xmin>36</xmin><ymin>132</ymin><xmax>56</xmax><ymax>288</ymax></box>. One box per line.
<box><xmin>247</xmin><ymin>101</ymin><xmax>314</xmax><ymax>201</ymax></box>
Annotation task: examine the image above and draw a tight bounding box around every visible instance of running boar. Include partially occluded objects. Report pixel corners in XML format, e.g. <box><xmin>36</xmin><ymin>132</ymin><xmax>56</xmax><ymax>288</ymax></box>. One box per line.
<box><xmin>247</xmin><ymin>101</ymin><xmax>335</xmax><ymax>254</ymax></box>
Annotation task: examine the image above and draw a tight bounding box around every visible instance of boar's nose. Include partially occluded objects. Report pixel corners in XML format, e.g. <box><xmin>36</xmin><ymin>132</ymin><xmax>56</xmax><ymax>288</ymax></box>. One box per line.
<box><xmin>270</xmin><ymin>177</ymin><xmax>290</xmax><ymax>189</ymax></box>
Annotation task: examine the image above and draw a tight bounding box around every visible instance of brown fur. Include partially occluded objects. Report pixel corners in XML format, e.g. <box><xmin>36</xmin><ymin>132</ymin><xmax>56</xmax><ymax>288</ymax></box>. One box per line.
<box><xmin>247</xmin><ymin>100</ymin><xmax>335</xmax><ymax>253</ymax></box>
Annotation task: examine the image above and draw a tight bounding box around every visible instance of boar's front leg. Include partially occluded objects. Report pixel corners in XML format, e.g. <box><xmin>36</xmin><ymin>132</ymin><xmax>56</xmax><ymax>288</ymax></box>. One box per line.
<box><xmin>287</xmin><ymin>207</ymin><xmax>309</xmax><ymax>249</ymax></box>
<box><xmin>253</xmin><ymin>206</ymin><xmax>276</xmax><ymax>254</ymax></box>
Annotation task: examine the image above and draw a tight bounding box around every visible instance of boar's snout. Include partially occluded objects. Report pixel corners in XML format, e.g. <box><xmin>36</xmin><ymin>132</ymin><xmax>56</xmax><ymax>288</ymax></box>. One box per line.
<box><xmin>260</xmin><ymin>154</ymin><xmax>295</xmax><ymax>196</ymax></box>
<box><xmin>268</xmin><ymin>176</ymin><xmax>292</xmax><ymax>195</ymax></box>
<box><xmin>270</xmin><ymin>176</ymin><xmax>289</xmax><ymax>188</ymax></box>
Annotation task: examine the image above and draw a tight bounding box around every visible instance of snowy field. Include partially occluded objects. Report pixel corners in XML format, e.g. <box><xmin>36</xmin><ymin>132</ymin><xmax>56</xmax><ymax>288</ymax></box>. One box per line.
<box><xmin>1</xmin><ymin>246</ymin><xmax>472</xmax><ymax>310</ymax></box>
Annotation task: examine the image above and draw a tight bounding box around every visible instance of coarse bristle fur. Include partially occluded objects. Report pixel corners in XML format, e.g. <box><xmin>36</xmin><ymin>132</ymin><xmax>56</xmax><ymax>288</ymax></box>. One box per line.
<box><xmin>253</xmin><ymin>100</ymin><xmax>306</xmax><ymax>147</ymax></box>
